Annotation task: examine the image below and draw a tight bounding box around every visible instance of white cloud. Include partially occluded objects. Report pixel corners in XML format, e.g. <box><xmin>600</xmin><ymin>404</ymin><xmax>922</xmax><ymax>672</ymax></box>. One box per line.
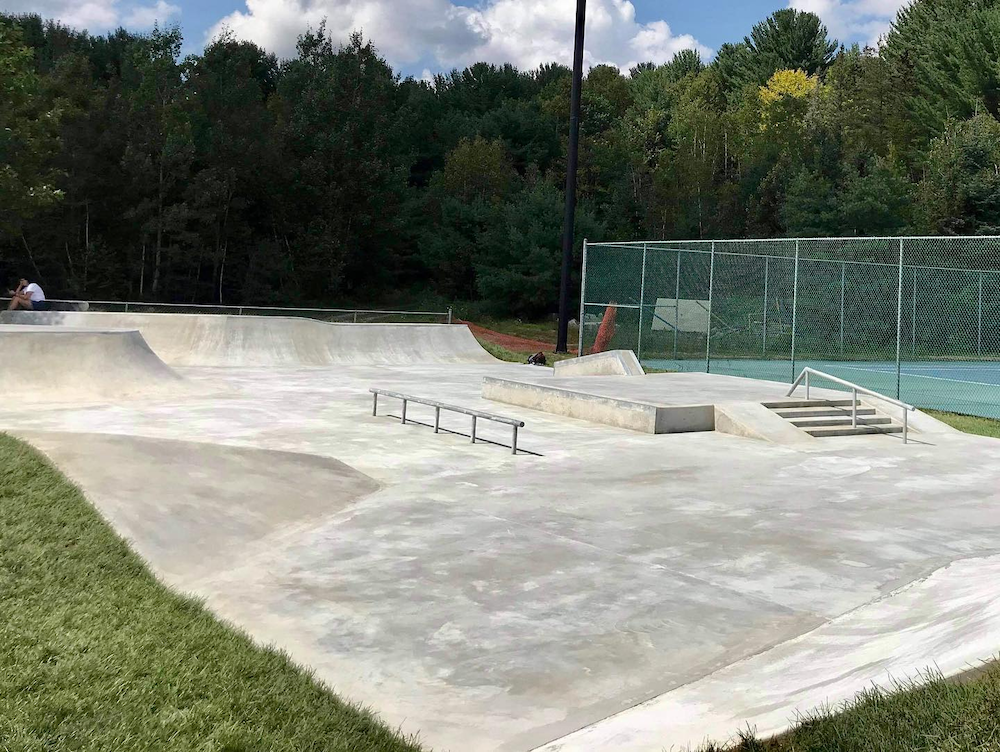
<box><xmin>208</xmin><ymin>0</ymin><xmax>711</xmax><ymax>73</ymax></box>
<box><xmin>789</xmin><ymin>0</ymin><xmax>913</xmax><ymax>47</ymax></box>
<box><xmin>0</xmin><ymin>0</ymin><xmax>180</xmax><ymax>30</ymax></box>
<box><xmin>124</xmin><ymin>0</ymin><xmax>181</xmax><ymax>28</ymax></box>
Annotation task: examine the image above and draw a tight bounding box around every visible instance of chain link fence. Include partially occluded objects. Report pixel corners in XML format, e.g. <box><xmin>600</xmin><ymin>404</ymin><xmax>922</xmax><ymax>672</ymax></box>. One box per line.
<box><xmin>580</xmin><ymin>237</ymin><xmax>1000</xmax><ymax>419</ymax></box>
<box><xmin>1</xmin><ymin>298</ymin><xmax>453</xmax><ymax>324</ymax></box>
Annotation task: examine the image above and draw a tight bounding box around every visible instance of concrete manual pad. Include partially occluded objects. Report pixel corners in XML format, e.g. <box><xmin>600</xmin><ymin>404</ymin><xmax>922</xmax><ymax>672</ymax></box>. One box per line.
<box><xmin>1</xmin><ymin>318</ymin><xmax>1000</xmax><ymax>751</ymax></box>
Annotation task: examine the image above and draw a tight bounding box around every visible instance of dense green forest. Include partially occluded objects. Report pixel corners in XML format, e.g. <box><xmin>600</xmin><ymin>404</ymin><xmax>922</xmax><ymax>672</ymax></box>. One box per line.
<box><xmin>2</xmin><ymin>0</ymin><xmax>1000</xmax><ymax>316</ymax></box>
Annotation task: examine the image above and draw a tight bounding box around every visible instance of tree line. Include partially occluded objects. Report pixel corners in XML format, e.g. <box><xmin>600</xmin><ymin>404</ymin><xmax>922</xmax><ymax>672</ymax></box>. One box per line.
<box><xmin>2</xmin><ymin>0</ymin><xmax>999</xmax><ymax>317</ymax></box>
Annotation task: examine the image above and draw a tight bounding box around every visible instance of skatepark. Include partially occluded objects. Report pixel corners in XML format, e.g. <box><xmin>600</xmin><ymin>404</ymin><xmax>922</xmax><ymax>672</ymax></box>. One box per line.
<box><xmin>2</xmin><ymin>310</ymin><xmax>1000</xmax><ymax>751</ymax></box>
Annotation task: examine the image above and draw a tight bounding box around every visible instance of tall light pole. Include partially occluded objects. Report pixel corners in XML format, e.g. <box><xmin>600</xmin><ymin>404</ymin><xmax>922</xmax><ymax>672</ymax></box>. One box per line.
<box><xmin>556</xmin><ymin>0</ymin><xmax>587</xmax><ymax>353</ymax></box>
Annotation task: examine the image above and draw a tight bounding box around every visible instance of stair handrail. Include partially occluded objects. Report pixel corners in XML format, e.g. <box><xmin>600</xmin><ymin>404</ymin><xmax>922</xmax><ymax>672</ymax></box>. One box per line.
<box><xmin>787</xmin><ymin>367</ymin><xmax>915</xmax><ymax>444</ymax></box>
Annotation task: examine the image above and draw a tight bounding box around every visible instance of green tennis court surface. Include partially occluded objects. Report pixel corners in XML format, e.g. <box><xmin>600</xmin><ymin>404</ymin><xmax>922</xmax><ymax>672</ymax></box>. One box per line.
<box><xmin>643</xmin><ymin>357</ymin><xmax>1000</xmax><ymax>419</ymax></box>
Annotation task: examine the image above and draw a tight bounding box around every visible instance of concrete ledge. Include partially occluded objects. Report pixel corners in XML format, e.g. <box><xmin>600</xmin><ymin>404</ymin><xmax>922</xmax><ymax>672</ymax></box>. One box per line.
<box><xmin>554</xmin><ymin>350</ymin><xmax>645</xmax><ymax>377</ymax></box>
<box><xmin>482</xmin><ymin>377</ymin><xmax>713</xmax><ymax>434</ymax></box>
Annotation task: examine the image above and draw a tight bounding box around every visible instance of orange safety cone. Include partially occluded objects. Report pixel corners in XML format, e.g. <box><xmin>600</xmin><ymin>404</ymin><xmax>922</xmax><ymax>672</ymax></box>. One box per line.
<box><xmin>592</xmin><ymin>304</ymin><xmax>618</xmax><ymax>354</ymax></box>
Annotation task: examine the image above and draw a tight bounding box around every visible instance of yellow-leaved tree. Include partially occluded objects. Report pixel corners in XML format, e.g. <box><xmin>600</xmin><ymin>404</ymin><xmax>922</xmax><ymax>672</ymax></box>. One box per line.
<box><xmin>759</xmin><ymin>68</ymin><xmax>819</xmax><ymax>130</ymax></box>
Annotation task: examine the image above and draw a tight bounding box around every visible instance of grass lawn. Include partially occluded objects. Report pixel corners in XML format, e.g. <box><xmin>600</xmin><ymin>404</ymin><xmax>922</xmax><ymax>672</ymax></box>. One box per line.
<box><xmin>0</xmin><ymin>433</ymin><xmax>424</xmax><ymax>752</ymax></box>
<box><xmin>477</xmin><ymin>338</ymin><xmax>577</xmax><ymax>365</ymax></box>
<box><xmin>470</xmin><ymin>317</ymin><xmax>568</xmax><ymax>343</ymax></box>
<box><xmin>707</xmin><ymin>666</ymin><xmax>1000</xmax><ymax>751</ymax></box>
<box><xmin>926</xmin><ymin>409</ymin><xmax>1000</xmax><ymax>439</ymax></box>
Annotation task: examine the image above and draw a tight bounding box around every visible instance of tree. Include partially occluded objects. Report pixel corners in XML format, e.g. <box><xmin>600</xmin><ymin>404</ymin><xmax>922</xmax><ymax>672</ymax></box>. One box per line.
<box><xmin>184</xmin><ymin>34</ymin><xmax>279</xmax><ymax>303</ymax></box>
<box><xmin>885</xmin><ymin>0</ymin><xmax>1000</xmax><ymax>136</ymax></box>
<box><xmin>274</xmin><ymin>30</ymin><xmax>408</xmax><ymax>301</ymax></box>
<box><xmin>119</xmin><ymin>26</ymin><xmax>192</xmax><ymax>297</ymax></box>
<box><xmin>917</xmin><ymin>114</ymin><xmax>1000</xmax><ymax>235</ymax></box>
<box><xmin>476</xmin><ymin>180</ymin><xmax>604</xmax><ymax>317</ymax></box>
<box><xmin>838</xmin><ymin>158</ymin><xmax>914</xmax><ymax>235</ymax></box>
<box><xmin>738</xmin><ymin>9</ymin><xmax>837</xmax><ymax>86</ymax></box>
<box><xmin>0</xmin><ymin>21</ymin><xmax>62</xmax><ymax>243</ymax></box>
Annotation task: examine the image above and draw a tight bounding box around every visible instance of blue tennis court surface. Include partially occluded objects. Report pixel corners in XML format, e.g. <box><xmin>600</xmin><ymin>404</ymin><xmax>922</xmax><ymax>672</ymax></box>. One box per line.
<box><xmin>642</xmin><ymin>358</ymin><xmax>1000</xmax><ymax>419</ymax></box>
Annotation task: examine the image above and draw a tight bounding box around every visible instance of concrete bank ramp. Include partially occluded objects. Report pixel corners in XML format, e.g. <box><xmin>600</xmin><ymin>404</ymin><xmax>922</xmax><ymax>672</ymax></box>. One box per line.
<box><xmin>0</xmin><ymin>311</ymin><xmax>497</xmax><ymax>367</ymax></box>
<box><xmin>18</xmin><ymin>432</ymin><xmax>380</xmax><ymax>587</ymax></box>
<box><xmin>553</xmin><ymin>350</ymin><xmax>644</xmax><ymax>377</ymax></box>
<box><xmin>0</xmin><ymin>325</ymin><xmax>193</xmax><ymax>402</ymax></box>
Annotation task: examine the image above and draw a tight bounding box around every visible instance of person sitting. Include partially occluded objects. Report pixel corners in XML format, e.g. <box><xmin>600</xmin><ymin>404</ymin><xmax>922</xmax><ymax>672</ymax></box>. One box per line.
<box><xmin>6</xmin><ymin>278</ymin><xmax>49</xmax><ymax>311</ymax></box>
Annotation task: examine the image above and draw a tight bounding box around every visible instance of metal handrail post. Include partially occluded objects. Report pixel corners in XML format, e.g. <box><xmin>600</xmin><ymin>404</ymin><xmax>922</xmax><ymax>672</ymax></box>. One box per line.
<box><xmin>372</xmin><ymin>392</ymin><xmax>378</xmax><ymax>416</ymax></box>
<box><xmin>448</xmin><ymin>307</ymin><xmax>453</xmax><ymax>325</ymax></box>
<box><xmin>401</xmin><ymin>399</ymin><xmax>407</xmax><ymax>424</ymax></box>
<box><xmin>852</xmin><ymin>388</ymin><xmax>858</xmax><ymax>428</ymax></box>
<box><xmin>903</xmin><ymin>408</ymin><xmax>908</xmax><ymax>444</ymax></box>
<box><xmin>511</xmin><ymin>425</ymin><xmax>518</xmax><ymax>455</ymax></box>
<box><xmin>805</xmin><ymin>370</ymin><xmax>810</xmax><ymax>400</ymax></box>
<box><xmin>434</xmin><ymin>407</ymin><xmax>440</xmax><ymax>433</ymax></box>
<box><xmin>471</xmin><ymin>415</ymin><xmax>477</xmax><ymax>443</ymax></box>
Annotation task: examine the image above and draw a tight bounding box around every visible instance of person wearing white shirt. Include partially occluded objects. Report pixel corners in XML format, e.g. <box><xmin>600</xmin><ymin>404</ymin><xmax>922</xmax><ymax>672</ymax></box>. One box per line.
<box><xmin>7</xmin><ymin>278</ymin><xmax>48</xmax><ymax>311</ymax></box>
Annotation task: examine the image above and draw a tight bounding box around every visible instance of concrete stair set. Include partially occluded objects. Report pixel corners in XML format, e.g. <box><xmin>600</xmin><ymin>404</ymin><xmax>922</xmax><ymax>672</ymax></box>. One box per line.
<box><xmin>763</xmin><ymin>398</ymin><xmax>903</xmax><ymax>438</ymax></box>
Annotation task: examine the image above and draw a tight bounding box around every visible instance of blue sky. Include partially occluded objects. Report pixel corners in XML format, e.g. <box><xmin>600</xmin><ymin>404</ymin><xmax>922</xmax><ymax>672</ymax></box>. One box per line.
<box><xmin>4</xmin><ymin>0</ymin><xmax>908</xmax><ymax>76</ymax></box>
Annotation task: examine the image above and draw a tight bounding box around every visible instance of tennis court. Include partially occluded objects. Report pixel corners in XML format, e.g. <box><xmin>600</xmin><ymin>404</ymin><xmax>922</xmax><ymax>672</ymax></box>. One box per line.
<box><xmin>581</xmin><ymin>236</ymin><xmax>1000</xmax><ymax>419</ymax></box>
<box><xmin>642</xmin><ymin>357</ymin><xmax>1000</xmax><ymax>418</ymax></box>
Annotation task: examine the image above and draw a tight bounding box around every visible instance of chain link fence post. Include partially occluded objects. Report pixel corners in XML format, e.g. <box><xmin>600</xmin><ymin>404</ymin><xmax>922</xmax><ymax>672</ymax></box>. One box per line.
<box><xmin>762</xmin><ymin>256</ymin><xmax>769</xmax><ymax>357</ymax></box>
<box><xmin>978</xmin><ymin>271</ymin><xmax>984</xmax><ymax>357</ymax></box>
<box><xmin>840</xmin><ymin>262</ymin><xmax>846</xmax><ymax>357</ymax></box>
<box><xmin>577</xmin><ymin>239</ymin><xmax>588</xmax><ymax>357</ymax></box>
<box><xmin>911</xmin><ymin>267</ymin><xmax>917</xmax><ymax>358</ymax></box>
<box><xmin>637</xmin><ymin>242</ymin><xmax>647</xmax><ymax>360</ymax></box>
<box><xmin>790</xmin><ymin>240</ymin><xmax>800</xmax><ymax>381</ymax></box>
<box><xmin>673</xmin><ymin>251</ymin><xmax>681</xmax><ymax>361</ymax></box>
<box><xmin>706</xmin><ymin>241</ymin><xmax>715</xmax><ymax>373</ymax></box>
<box><xmin>896</xmin><ymin>238</ymin><xmax>904</xmax><ymax>400</ymax></box>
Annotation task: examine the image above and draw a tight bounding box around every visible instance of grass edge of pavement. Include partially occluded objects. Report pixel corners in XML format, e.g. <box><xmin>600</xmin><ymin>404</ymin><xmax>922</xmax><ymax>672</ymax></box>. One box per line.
<box><xmin>0</xmin><ymin>431</ymin><xmax>425</xmax><ymax>752</ymax></box>
<box><xmin>925</xmin><ymin>409</ymin><xmax>1000</xmax><ymax>439</ymax></box>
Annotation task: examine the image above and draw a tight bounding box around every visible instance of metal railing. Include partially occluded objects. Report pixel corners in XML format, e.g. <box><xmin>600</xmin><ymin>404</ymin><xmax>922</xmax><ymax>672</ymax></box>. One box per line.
<box><xmin>788</xmin><ymin>367</ymin><xmax>916</xmax><ymax>443</ymax></box>
<box><xmin>370</xmin><ymin>388</ymin><xmax>525</xmax><ymax>455</ymax></box>
<box><xmin>1</xmin><ymin>297</ymin><xmax>453</xmax><ymax>323</ymax></box>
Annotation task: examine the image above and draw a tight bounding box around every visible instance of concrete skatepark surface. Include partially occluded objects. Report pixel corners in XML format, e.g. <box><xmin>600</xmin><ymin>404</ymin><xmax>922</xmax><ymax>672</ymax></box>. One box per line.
<box><xmin>1</xmin><ymin>312</ymin><xmax>1000</xmax><ymax>750</ymax></box>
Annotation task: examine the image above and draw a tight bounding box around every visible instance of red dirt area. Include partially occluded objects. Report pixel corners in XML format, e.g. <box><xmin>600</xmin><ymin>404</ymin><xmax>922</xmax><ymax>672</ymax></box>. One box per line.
<box><xmin>459</xmin><ymin>320</ymin><xmax>577</xmax><ymax>354</ymax></box>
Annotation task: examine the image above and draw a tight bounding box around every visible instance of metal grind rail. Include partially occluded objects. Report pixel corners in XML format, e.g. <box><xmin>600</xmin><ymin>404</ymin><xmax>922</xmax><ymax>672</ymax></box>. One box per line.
<box><xmin>788</xmin><ymin>367</ymin><xmax>916</xmax><ymax>443</ymax></box>
<box><xmin>370</xmin><ymin>388</ymin><xmax>525</xmax><ymax>455</ymax></box>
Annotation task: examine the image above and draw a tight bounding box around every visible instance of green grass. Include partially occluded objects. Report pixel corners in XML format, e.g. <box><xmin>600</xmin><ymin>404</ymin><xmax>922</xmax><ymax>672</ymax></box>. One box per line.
<box><xmin>477</xmin><ymin>337</ymin><xmax>577</xmax><ymax>365</ymax></box>
<box><xmin>925</xmin><ymin>409</ymin><xmax>1000</xmax><ymax>439</ymax></box>
<box><xmin>472</xmin><ymin>317</ymin><xmax>572</xmax><ymax>343</ymax></box>
<box><xmin>0</xmin><ymin>433</ymin><xmax>424</xmax><ymax>752</ymax></box>
<box><xmin>706</xmin><ymin>666</ymin><xmax>1000</xmax><ymax>751</ymax></box>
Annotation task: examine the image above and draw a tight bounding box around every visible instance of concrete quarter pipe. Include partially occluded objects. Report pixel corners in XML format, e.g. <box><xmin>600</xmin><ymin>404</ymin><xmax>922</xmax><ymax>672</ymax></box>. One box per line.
<box><xmin>0</xmin><ymin>325</ymin><xmax>190</xmax><ymax>401</ymax></box>
<box><xmin>0</xmin><ymin>311</ymin><xmax>498</xmax><ymax>367</ymax></box>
